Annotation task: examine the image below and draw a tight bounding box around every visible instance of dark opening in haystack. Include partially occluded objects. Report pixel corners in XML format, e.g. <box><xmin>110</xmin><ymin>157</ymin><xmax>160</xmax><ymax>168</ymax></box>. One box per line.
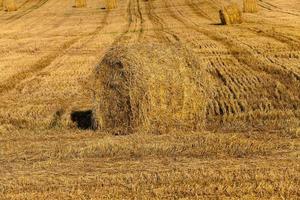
<box><xmin>71</xmin><ymin>110</ymin><xmax>97</xmax><ymax>130</ymax></box>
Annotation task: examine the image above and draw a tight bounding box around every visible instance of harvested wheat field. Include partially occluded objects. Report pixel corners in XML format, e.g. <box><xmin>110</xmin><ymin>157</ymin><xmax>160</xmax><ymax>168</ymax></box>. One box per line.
<box><xmin>0</xmin><ymin>0</ymin><xmax>299</xmax><ymax>199</ymax></box>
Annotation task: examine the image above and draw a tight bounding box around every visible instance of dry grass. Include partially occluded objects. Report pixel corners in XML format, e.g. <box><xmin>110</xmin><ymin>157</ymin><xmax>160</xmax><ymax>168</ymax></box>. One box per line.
<box><xmin>0</xmin><ymin>129</ymin><xmax>299</xmax><ymax>199</ymax></box>
<box><xmin>0</xmin><ymin>0</ymin><xmax>298</xmax><ymax>132</ymax></box>
<box><xmin>219</xmin><ymin>3</ymin><xmax>243</xmax><ymax>25</ymax></box>
<box><xmin>243</xmin><ymin>0</ymin><xmax>259</xmax><ymax>13</ymax></box>
<box><xmin>0</xmin><ymin>0</ymin><xmax>299</xmax><ymax>198</ymax></box>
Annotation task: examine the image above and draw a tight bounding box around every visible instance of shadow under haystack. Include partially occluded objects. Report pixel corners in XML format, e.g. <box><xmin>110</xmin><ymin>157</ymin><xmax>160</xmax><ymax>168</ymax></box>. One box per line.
<box><xmin>93</xmin><ymin>42</ymin><xmax>211</xmax><ymax>134</ymax></box>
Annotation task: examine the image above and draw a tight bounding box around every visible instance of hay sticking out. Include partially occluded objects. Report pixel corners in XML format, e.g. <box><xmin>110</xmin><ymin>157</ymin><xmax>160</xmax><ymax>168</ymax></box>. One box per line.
<box><xmin>75</xmin><ymin>0</ymin><xmax>86</xmax><ymax>8</ymax></box>
<box><xmin>105</xmin><ymin>0</ymin><xmax>118</xmax><ymax>9</ymax></box>
<box><xmin>219</xmin><ymin>3</ymin><xmax>243</xmax><ymax>25</ymax></box>
<box><xmin>3</xmin><ymin>0</ymin><xmax>17</xmax><ymax>12</ymax></box>
<box><xmin>93</xmin><ymin>43</ymin><xmax>210</xmax><ymax>134</ymax></box>
<box><xmin>243</xmin><ymin>0</ymin><xmax>258</xmax><ymax>13</ymax></box>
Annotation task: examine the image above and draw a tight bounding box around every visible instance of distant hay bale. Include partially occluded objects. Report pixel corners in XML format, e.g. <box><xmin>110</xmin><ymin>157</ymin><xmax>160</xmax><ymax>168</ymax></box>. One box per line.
<box><xmin>243</xmin><ymin>0</ymin><xmax>258</xmax><ymax>13</ymax></box>
<box><xmin>93</xmin><ymin>43</ymin><xmax>210</xmax><ymax>134</ymax></box>
<box><xmin>219</xmin><ymin>3</ymin><xmax>243</xmax><ymax>25</ymax></box>
<box><xmin>75</xmin><ymin>0</ymin><xmax>86</xmax><ymax>8</ymax></box>
<box><xmin>3</xmin><ymin>0</ymin><xmax>17</xmax><ymax>12</ymax></box>
<box><xmin>105</xmin><ymin>0</ymin><xmax>117</xmax><ymax>9</ymax></box>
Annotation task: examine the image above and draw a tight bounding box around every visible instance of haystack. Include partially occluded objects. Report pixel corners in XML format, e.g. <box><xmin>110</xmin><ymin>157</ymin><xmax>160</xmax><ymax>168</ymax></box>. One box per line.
<box><xmin>75</xmin><ymin>0</ymin><xmax>86</xmax><ymax>8</ymax></box>
<box><xmin>243</xmin><ymin>0</ymin><xmax>258</xmax><ymax>13</ymax></box>
<box><xmin>3</xmin><ymin>0</ymin><xmax>17</xmax><ymax>12</ymax></box>
<box><xmin>105</xmin><ymin>0</ymin><xmax>117</xmax><ymax>9</ymax></box>
<box><xmin>219</xmin><ymin>3</ymin><xmax>243</xmax><ymax>25</ymax></box>
<box><xmin>93</xmin><ymin>43</ymin><xmax>210</xmax><ymax>134</ymax></box>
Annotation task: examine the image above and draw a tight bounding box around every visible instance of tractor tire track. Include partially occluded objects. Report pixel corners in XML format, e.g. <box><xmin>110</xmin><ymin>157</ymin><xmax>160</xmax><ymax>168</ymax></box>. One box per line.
<box><xmin>165</xmin><ymin>0</ymin><xmax>300</xmax><ymax>88</ymax></box>
<box><xmin>184</xmin><ymin>0</ymin><xmax>213</xmax><ymax>21</ymax></box>
<box><xmin>5</xmin><ymin>0</ymin><xmax>49</xmax><ymax>23</ymax></box>
<box><xmin>243</xmin><ymin>26</ymin><xmax>300</xmax><ymax>50</ymax></box>
<box><xmin>111</xmin><ymin>0</ymin><xmax>144</xmax><ymax>45</ymax></box>
<box><xmin>0</xmin><ymin>38</ymin><xmax>79</xmax><ymax>95</ymax></box>
<box><xmin>145</xmin><ymin>0</ymin><xmax>179</xmax><ymax>43</ymax></box>
<box><xmin>171</xmin><ymin>1</ymin><xmax>300</xmax><ymax>121</ymax></box>
<box><xmin>188</xmin><ymin>0</ymin><xmax>300</xmax><ymax>50</ymax></box>
<box><xmin>136</xmin><ymin>0</ymin><xmax>144</xmax><ymax>39</ymax></box>
<box><xmin>0</xmin><ymin>9</ymin><xmax>111</xmax><ymax>95</ymax></box>
<box><xmin>162</xmin><ymin>0</ymin><xmax>300</xmax><ymax>121</ymax></box>
<box><xmin>258</xmin><ymin>0</ymin><xmax>300</xmax><ymax>17</ymax></box>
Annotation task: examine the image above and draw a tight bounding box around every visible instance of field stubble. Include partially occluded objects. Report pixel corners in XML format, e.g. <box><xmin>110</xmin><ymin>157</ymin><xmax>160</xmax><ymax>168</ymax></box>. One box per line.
<box><xmin>0</xmin><ymin>0</ymin><xmax>299</xmax><ymax>198</ymax></box>
<box><xmin>0</xmin><ymin>129</ymin><xmax>299</xmax><ymax>199</ymax></box>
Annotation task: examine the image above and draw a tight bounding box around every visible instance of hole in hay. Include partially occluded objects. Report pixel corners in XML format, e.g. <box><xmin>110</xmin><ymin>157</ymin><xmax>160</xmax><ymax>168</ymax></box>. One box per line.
<box><xmin>71</xmin><ymin>110</ymin><xmax>97</xmax><ymax>130</ymax></box>
<box><xmin>101</xmin><ymin>7</ymin><xmax>106</xmax><ymax>9</ymax></box>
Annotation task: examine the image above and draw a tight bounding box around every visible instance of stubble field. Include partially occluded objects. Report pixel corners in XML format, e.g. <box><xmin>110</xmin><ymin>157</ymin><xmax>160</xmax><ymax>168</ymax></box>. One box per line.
<box><xmin>0</xmin><ymin>0</ymin><xmax>299</xmax><ymax>199</ymax></box>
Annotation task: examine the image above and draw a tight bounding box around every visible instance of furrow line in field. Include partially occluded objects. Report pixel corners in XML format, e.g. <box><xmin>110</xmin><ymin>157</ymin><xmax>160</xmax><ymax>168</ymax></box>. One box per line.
<box><xmin>5</xmin><ymin>0</ymin><xmax>50</xmax><ymax>23</ymax></box>
<box><xmin>258</xmin><ymin>0</ymin><xmax>300</xmax><ymax>17</ymax></box>
<box><xmin>165</xmin><ymin>0</ymin><xmax>300</xmax><ymax>94</ymax></box>
<box><xmin>145</xmin><ymin>0</ymin><xmax>179</xmax><ymax>43</ymax></box>
<box><xmin>0</xmin><ymin>9</ymin><xmax>111</xmax><ymax>95</ymax></box>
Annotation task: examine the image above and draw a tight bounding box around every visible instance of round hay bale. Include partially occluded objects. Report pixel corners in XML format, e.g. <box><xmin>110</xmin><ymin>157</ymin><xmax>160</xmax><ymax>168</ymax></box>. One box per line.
<box><xmin>75</xmin><ymin>0</ymin><xmax>86</xmax><ymax>8</ymax></box>
<box><xmin>219</xmin><ymin>3</ymin><xmax>243</xmax><ymax>25</ymax></box>
<box><xmin>93</xmin><ymin>42</ymin><xmax>211</xmax><ymax>134</ymax></box>
<box><xmin>4</xmin><ymin>0</ymin><xmax>17</xmax><ymax>12</ymax></box>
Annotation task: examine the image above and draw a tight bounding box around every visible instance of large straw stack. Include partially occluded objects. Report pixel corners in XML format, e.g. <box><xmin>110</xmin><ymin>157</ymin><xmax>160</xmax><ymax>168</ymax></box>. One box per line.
<box><xmin>93</xmin><ymin>43</ymin><xmax>210</xmax><ymax>134</ymax></box>
<box><xmin>105</xmin><ymin>0</ymin><xmax>117</xmax><ymax>9</ymax></box>
<box><xmin>243</xmin><ymin>0</ymin><xmax>258</xmax><ymax>13</ymax></box>
<box><xmin>219</xmin><ymin>3</ymin><xmax>243</xmax><ymax>25</ymax></box>
<box><xmin>75</xmin><ymin>0</ymin><xmax>86</xmax><ymax>8</ymax></box>
<box><xmin>3</xmin><ymin>0</ymin><xmax>17</xmax><ymax>11</ymax></box>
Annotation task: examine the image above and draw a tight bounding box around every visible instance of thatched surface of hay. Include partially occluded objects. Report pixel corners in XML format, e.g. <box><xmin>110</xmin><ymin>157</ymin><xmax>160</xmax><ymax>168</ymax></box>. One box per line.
<box><xmin>3</xmin><ymin>0</ymin><xmax>17</xmax><ymax>11</ymax></box>
<box><xmin>105</xmin><ymin>0</ymin><xmax>117</xmax><ymax>9</ymax></box>
<box><xmin>93</xmin><ymin>43</ymin><xmax>210</xmax><ymax>133</ymax></box>
<box><xmin>243</xmin><ymin>0</ymin><xmax>258</xmax><ymax>13</ymax></box>
<box><xmin>219</xmin><ymin>3</ymin><xmax>243</xmax><ymax>25</ymax></box>
<box><xmin>75</xmin><ymin>0</ymin><xmax>86</xmax><ymax>8</ymax></box>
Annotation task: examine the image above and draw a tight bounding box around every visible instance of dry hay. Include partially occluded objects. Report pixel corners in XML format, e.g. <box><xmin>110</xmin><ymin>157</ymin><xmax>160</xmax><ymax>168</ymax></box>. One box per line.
<box><xmin>75</xmin><ymin>0</ymin><xmax>86</xmax><ymax>8</ymax></box>
<box><xmin>243</xmin><ymin>0</ymin><xmax>258</xmax><ymax>13</ymax></box>
<box><xmin>219</xmin><ymin>3</ymin><xmax>243</xmax><ymax>25</ymax></box>
<box><xmin>0</xmin><ymin>0</ymin><xmax>3</xmax><ymax>8</ymax></box>
<box><xmin>93</xmin><ymin>42</ymin><xmax>211</xmax><ymax>134</ymax></box>
<box><xmin>3</xmin><ymin>0</ymin><xmax>17</xmax><ymax>12</ymax></box>
<box><xmin>105</xmin><ymin>0</ymin><xmax>118</xmax><ymax>9</ymax></box>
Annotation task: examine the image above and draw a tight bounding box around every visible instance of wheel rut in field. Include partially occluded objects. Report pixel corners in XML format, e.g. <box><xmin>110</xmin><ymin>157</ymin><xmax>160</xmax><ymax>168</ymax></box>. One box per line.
<box><xmin>5</xmin><ymin>0</ymin><xmax>50</xmax><ymax>23</ymax></box>
<box><xmin>0</xmin><ymin>9</ymin><xmax>111</xmax><ymax>95</ymax></box>
<box><xmin>145</xmin><ymin>0</ymin><xmax>180</xmax><ymax>43</ymax></box>
<box><xmin>188</xmin><ymin>0</ymin><xmax>300</xmax><ymax>49</ymax></box>
<box><xmin>185</xmin><ymin>0</ymin><xmax>214</xmax><ymax>21</ymax></box>
<box><xmin>162</xmin><ymin>0</ymin><xmax>300</xmax><ymax>127</ymax></box>
<box><xmin>166</xmin><ymin>0</ymin><xmax>300</xmax><ymax>89</ymax></box>
<box><xmin>0</xmin><ymin>38</ymin><xmax>80</xmax><ymax>95</ymax></box>
<box><xmin>258</xmin><ymin>0</ymin><xmax>300</xmax><ymax>17</ymax></box>
<box><xmin>109</xmin><ymin>0</ymin><xmax>144</xmax><ymax>46</ymax></box>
